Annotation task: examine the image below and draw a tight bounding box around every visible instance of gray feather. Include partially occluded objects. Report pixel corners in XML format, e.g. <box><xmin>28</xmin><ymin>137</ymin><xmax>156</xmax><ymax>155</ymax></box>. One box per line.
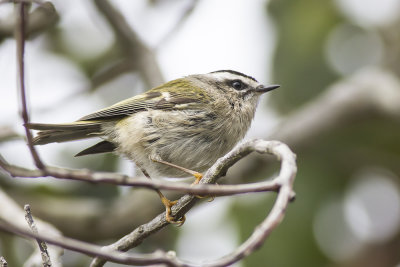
<box><xmin>27</xmin><ymin>122</ymin><xmax>103</xmax><ymax>145</ymax></box>
<box><xmin>75</xmin><ymin>141</ymin><xmax>116</xmax><ymax>157</ymax></box>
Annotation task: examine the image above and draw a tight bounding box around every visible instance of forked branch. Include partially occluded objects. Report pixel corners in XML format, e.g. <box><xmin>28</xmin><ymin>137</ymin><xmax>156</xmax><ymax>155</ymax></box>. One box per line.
<box><xmin>0</xmin><ymin>140</ymin><xmax>297</xmax><ymax>267</ymax></box>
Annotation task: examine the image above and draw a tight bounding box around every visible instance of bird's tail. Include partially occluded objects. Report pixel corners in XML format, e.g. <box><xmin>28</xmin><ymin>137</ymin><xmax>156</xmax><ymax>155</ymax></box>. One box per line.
<box><xmin>26</xmin><ymin>121</ymin><xmax>103</xmax><ymax>145</ymax></box>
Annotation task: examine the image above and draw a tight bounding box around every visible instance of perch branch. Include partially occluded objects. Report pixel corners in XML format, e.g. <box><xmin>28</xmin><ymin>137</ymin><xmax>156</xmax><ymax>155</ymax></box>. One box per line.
<box><xmin>0</xmin><ymin>154</ymin><xmax>281</xmax><ymax>196</ymax></box>
<box><xmin>0</xmin><ymin>140</ymin><xmax>296</xmax><ymax>267</ymax></box>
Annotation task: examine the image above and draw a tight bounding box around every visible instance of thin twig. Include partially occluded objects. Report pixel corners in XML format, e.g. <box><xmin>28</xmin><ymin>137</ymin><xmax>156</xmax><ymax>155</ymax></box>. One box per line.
<box><xmin>0</xmin><ymin>220</ymin><xmax>186</xmax><ymax>266</ymax></box>
<box><xmin>0</xmin><ymin>140</ymin><xmax>296</xmax><ymax>267</ymax></box>
<box><xmin>93</xmin><ymin>0</ymin><xmax>164</xmax><ymax>87</ymax></box>
<box><xmin>3</xmin><ymin>0</ymin><xmax>47</xmax><ymax>5</ymax></box>
<box><xmin>0</xmin><ymin>188</ymin><xmax>63</xmax><ymax>267</ymax></box>
<box><xmin>90</xmin><ymin>140</ymin><xmax>296</xmax><ymax>267</ymax></box>
<box><xmin>226</xmin><ymin>67</ymin><xmax>400</xmax><ymax>183</ymax></box>
<box><xmin>0</xmin><ymin>1</ymin><xmax>59</xmax><ymax>38</ymax></box>
<box><xmin>15</xmin><ymin>1</ymin><xmax>45</xmax><ymax>169</ymax></box>
<box><xmin>24</xmin><ymin>204</ymin><xmax>52</xmax><ymax>267</ymax></box>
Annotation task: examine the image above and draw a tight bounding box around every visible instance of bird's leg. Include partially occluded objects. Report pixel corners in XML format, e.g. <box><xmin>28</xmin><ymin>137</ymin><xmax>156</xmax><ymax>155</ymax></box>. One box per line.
<box><xmin>150</xmin><ymin>157</ymin><xmax>203</xmax><ymax>184</ymax></box>
<box><xmin>137</xmin><ymin>165</ymin><xmax>185</xmax><ymax>226</ymax></box>
<box><xmin>150</xmin><ymin>157</ymin><xmax>214</xmax><ymax>201</ymax></box>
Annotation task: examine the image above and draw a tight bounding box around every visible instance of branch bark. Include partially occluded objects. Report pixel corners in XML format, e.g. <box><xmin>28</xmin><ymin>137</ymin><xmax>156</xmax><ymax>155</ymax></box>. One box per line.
<box><xmin>0</xmin><ymin>189</ymin><xmax>63</xmax><ymax>267</ymax></box>
<box><xmin>24</xmin><ymin>204</ymin><xmax>52</xmax><ymax>267</ymax></box>
<box><xmin>0</xmin><ymin>140</ymin><xmax>296</xmax><ymax>267</ymax></box>
<box><xmin>0</xmin><ymin>154</ymin><xmax>281</xmax><ymax>196</ymax></box>
<box><xmin>15</xmin><ymin>1</ymin><xmax>45</xmax><ymax>169</ymax></box>
<box><xmin>0</xmin><ymin>1</ymin><xmax>58</xmax><ymax>39</ymax></box>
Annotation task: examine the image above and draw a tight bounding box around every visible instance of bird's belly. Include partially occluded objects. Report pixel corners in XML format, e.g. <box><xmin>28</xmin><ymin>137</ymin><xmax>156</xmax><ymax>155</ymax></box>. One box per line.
<box><xmin>112</xmin><ymin>110</ymin><xmax>245</xmax><ymax>178</ymax></box>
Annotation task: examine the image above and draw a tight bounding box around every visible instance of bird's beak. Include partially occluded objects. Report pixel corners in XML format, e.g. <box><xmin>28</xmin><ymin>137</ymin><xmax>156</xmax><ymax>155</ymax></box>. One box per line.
<box><xmin>255</xmin><ymin>84</ymin><xmax>280</xmax><ymax>94</ymax></box>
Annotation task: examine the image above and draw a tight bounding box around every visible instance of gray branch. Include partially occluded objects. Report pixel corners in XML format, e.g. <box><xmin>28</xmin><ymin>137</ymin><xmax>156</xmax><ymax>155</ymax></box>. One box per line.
<box><xmin>15</xmin><ymin>1</ymin><xmax>45</xmax><ymax>169</ymax></box>
<box><xmin>93</xmin><ymin>0</ymin><xmax>164</xmax><ymax>87</ymax></box>
<box><xmin>0</xmin><ymin>140</ymin><xmax>297</xmax><ymax>267</ymax></box>
<box><xmin>0</xmin><ymin>1</ymin><xmax>58</xmax><ymax>39</ymax></box>
<box><xmin>0</xmin><ymin>147</ymin><xmax>283</xmax><ymax>196</ymax></box>
<box><xmin>0</xmin><ymin>189</ymin><xmax>63</xmax><ymax>267</ymax></box>
<box><xmin>24</xmin><ymin>204</ymin><xmax>52</xmax><ymax>267</ymax></box>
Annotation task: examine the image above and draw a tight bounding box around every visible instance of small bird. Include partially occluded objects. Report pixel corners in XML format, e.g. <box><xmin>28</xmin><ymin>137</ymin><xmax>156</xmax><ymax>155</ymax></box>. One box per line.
<box><xmin>28</xmin><ymin>70</ymin><xmax>279</xmax><ymax>224</ymax></box>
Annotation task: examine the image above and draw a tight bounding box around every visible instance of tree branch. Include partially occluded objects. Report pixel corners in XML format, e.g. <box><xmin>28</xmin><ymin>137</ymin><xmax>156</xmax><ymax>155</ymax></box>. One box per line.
<box><xmin>93</xmin><ymin>0</ymin><xmax>164</xmax><ymax>87</ymax></box>
<box><xmin>15</xmin><ymin>1</ymin><xmax>45</xmax><ymax>169</ymax></box>
<box><xmin>0</xmin><ymin>140</ymin><xmax>297</xmax><ymax>267</ymax></box>
<box><xmin>0</xmin><ymin>188</ymin><xmax>63</xmax><ymax>267</ymax></box>
<box><xmin>0</xmin><ymin>1</ymin><xmax>58</xmax><ymax>39</ymax></box>
<box><xmin>24</xmin><ymin>204</ymin><xmax>52</xmax><ymax>267</ymax></box>
<box><xmin>0</xmin><ymin>140</ymin><xmax>296</xmax><ymax>267</ymax></box>
<box><xmin>0</xmin><ymin>153</ymin><xmax>282</xmax><ymax>196</ymax></box>
<box><xmin>90</xmin><ymin>140</ymin><xmax>296</xmax><ymax>267</ymax></box>
<box><xmin>226</xmin><ymin>67</ymin><xmax>400</xmax><ymax>184</ymax></box>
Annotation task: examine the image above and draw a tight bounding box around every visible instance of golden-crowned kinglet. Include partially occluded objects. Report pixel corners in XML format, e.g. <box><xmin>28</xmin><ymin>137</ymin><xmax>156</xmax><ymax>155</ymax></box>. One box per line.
<box><xmin>28</xmin><ymin>70</ymin><xmax>279</xmax><ymax>224</ymax></box>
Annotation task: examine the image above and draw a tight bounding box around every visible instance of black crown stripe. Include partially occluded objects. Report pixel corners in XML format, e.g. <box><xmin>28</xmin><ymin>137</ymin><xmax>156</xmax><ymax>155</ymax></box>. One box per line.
<box><xmin>210</xmin><ymin>70</ymin><xmax>258</xmax><ymax>82</ymax></box>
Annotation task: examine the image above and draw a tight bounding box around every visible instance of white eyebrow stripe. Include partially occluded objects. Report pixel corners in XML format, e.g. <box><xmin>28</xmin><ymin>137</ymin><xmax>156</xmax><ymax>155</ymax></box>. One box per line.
<box><xmin>207</xmin><ymin>72</ymin><xmax>260</xmax><ymax>88</ymax></box>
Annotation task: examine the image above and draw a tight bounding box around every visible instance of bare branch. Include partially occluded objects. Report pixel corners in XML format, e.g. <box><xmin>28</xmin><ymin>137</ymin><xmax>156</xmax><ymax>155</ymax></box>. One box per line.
<box><xmin>270</xmin><ymin>67</ymin><xmax>400</xmax><ymax>146</ymax></box>
<box><xmin>0</xmin><ymin>140</ymin><xmax>296</xmax><ymax>267</ymax></box>
<box><xmin>0</xmin><ymin>152</ymin><xmax>280</xmax><ymax>196</ymax></box>
<box><xmin>15</xmin><ymin>1</ymin><xmax>45</xmax><ymax>169</ymax></box>
<box><xmin>0</xmin><ymin>188</ymin><xmax>63</xmax><ymax>267</ymax></box>
<box><xmin>24</xmin><ymin>204</ymin><xmax>52</xmax><ymax>267</ymax></box>
<box><xmin>227</xmin><ymin>67</ymin><xmax>400</xmax><ymax>183</ymax></box>
<box><xmin>0</xmin><ymin>1</ymin><xmax>58</xmax><ymax>38</ymax></box>
<box><xmin>0</xmin><ymin>220</ymin><xmax>186</xmax><ymax>266</ymax></box>
<box><xmin>90</xmin><ymin>59</ymin><xmax>134</xmax><ymax>90</ymax></box>
<box><xmin>90</xmin><ymin>140</ymin><xmax>296</xmax><ymax>267</ymax></box>
<box><xmin>93</xmin><ymin>0</ymin><xmax>164</xmax><ymax>87</ymax></box>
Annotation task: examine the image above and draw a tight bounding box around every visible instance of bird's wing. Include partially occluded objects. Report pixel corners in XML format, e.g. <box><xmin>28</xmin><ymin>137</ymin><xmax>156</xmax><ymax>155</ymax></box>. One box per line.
<box><xmin>79</xmin><ymin>79</ymin><xmax>210</xmax><ymax>121</ymax></box>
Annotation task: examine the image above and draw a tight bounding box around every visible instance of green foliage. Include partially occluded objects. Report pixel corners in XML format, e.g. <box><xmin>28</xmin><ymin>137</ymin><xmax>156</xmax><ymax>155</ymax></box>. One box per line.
<box><xmin>268</xmin><ymin>0</ymin><xmax>342</xmax><ymax>113</ymax></box>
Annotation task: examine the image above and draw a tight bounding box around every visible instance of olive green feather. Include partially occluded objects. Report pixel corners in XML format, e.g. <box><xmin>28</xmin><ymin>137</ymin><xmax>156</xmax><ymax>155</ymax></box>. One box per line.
<box><xmin>28</xmin><ymin>78</ymin><xmax>210</xmax><ymax>146</ymax></box>
<box><xmin>80</xmin><ymin>79</ymin><xmax>210</xmax><ymax>121</ymax></box>
<box><xmin>27</xmin><ymin>121</ymin><xmax>103</xmax><ymax>145</ymax></box>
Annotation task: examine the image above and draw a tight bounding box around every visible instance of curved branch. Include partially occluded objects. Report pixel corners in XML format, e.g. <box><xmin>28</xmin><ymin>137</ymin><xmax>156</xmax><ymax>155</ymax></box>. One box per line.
<box><xmin>0</xmin><ymin>140</ymin><xmax>297</xmax><ymax>267</ymax></box>
<box><xmin>0</xmin><ymin>155</ymin><xmax>280</xmax><ymax>196</ymax></box>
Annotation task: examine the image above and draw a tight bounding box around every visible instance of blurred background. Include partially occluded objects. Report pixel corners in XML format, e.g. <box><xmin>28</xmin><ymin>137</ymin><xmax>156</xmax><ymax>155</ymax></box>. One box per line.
<box><xmin>1</xmin><ymin>0</ymin><xmax>400</xmax><ymax>266</ymax></box>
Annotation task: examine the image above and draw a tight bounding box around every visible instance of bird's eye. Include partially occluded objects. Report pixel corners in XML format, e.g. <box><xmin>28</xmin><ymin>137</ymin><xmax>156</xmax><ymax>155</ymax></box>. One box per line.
<box><xmin>231</xmin><ymin>80</ymin><xmax>244</xmax><ymax>90</ymax></box>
